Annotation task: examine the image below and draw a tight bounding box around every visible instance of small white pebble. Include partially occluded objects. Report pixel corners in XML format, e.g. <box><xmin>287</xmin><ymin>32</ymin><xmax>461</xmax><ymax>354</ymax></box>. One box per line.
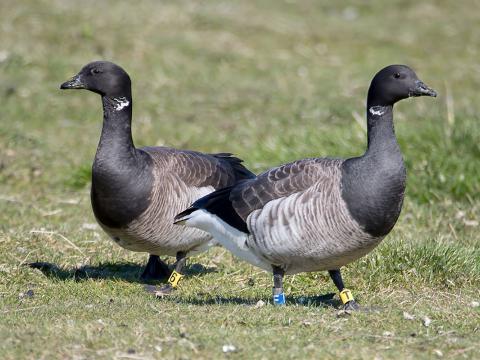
<box><xmin>222</xmin><ymin>344</ymin><xmax>236</xmax><ymax>353</ymax></box>
<box><xmin>297</xmin><ymin>66</ymin><xmax>308</xmax><ymax>78</ymax></box>
<box><xmin>254</xmin><ymin>300</ymin><xmax>265</xmax><ymax>308</ymax></box>
<box><xmin>302</xmin><ymin>320</ymin><xmax>312</xmax><ymax>326</ymax></box>
<box><xmin>423</xmin><ymin>316</ymin><xmax>432</xmax><ymax>327</ymax></box>
<box><xmin>154</xmin><ymin>345</ymin><xmax>162</xmax><ymax>352</ymax></box>
<box><xmin>383</xmin><ymin>331</ymin><xmax>394</xmax><ymax>337</ymax></box>
<box><xmin>0</xmin><ymin>50</ymin><xmax>9</xmax><ymax>62</ymax></box>
<box><xmin>60</xmin><ymin>198</ymin><xmax>80</xmax><ymax>205</ymax></box>
<box><xmin>82</xmin><ymin>223</ymin><xmax>99</xmax><ymax>230</ymax></box>
<box><xmin>470</xmin><ymin>301</ymin><xmax>479</xmax><ymax>308</ymax></box>
<box><xmin>464</xmin><ymin>219</ymin><xmax>479</xmax><ymax>227</ymax></box>
<box><xmin>403</xmin><ymin>311</ymin><xmax>415</xmax><ymax>320</ymax></box>
<box><xmin>433</xmin><ymin>349</ymin><xmax>443</xmax><ymax>357</ymax></box>
<box><xmin>5</xmin><ymin>149</ymin><xmax>15</xmax><ymax>157</ymax></box>
<box><xmin>342</xmin><ymin>7</ymin><xmax>358</xmax><ymax>21</ymax></box>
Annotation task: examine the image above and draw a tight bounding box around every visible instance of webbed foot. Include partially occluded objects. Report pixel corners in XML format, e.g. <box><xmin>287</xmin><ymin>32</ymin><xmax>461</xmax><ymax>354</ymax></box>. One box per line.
<box><xmin>153</xmin><ymin>284</ymin><xmax>175</xmax><ymax>298</ymax></box>
<box><xmin>144</xmin><ymin>283</ymin><xmax>175</xmax><ymax>297</ymax></box>
<box><xmin>344</xmin><ymin>300</ymin><xmax>360</xmax><ymax>311</ymax></box>
<box><xmin>140</xmin><ymin>255</ymin><xmax>170</xmax><ymax>282</ymax></box>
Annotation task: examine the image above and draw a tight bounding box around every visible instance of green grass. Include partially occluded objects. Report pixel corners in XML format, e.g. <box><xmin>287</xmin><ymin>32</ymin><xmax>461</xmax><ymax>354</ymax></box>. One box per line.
<box><xmin>1</xmin><ymin>0</ymin><xmax>479</xmax><ymax>359</ymax></box>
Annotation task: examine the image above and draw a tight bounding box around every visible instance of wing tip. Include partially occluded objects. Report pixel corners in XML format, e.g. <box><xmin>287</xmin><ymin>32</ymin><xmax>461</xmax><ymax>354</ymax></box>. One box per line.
<box><xmin>211</xmin><ymin>153</ymin><xmax>256</xmax><ymax>180</ymax></box>
<box><xmin>173</xmin><ymin>207</ymin><xmax>196</xmax><ymax>225</ymax></box>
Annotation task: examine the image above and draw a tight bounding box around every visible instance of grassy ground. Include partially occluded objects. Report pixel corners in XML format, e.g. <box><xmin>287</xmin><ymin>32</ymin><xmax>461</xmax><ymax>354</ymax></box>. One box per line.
<box><xmin>1</xmin><ymin>0</ymin><xmax>479</xmax><ymax>359</ymax></box>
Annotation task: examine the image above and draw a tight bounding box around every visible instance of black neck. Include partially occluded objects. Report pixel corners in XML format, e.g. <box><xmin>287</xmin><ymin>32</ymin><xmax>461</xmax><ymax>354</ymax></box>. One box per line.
<box><xmin>364</xmin><ymin>104</ymin><xmax>400</xmax><ymax>158</ymax></box>
<box><xmin>96</xmin><ymin>95</ymin><xmax>136</xmax><ymax>163</ymax></box>
<box><xmin>91</xmin><ymin>94</ymin><xmax>154</xmax><ymax>228</ymax></box>
<box><xmin>340</xmin><ymin>102</ymin><xmax>406</xmax><ymax>237</ymax></box>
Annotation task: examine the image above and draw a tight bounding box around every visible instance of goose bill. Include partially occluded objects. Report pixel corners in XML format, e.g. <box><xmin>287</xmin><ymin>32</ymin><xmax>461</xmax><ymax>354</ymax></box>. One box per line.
<box><xmin>410</xmin><ymin>80</ymin><xmax>437</xmax><ymax>97</ymax></box>
<box><xmin>60</xmin><ymin>75</ymin><xmax>84</xmax><ymax>90</ymax></box>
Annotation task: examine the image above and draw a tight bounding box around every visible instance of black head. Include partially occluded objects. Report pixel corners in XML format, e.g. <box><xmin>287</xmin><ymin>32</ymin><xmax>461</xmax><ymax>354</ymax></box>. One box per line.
<box><xmin>60</xmin><ymin>61</ymin><xmax>131</xmax><ymax>98</ymax></box>
<box><xmin>367</xmin><ymin>65</ymin><xmax>437</xmax><ymax>107</ymax></box>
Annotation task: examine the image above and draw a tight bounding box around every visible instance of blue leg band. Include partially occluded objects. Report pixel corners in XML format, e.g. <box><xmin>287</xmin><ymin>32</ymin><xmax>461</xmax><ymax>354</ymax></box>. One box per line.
<box><xmin>273</xmin><ymin>291</ymin><xmax>286</xmax><ymax>305</ymax></box>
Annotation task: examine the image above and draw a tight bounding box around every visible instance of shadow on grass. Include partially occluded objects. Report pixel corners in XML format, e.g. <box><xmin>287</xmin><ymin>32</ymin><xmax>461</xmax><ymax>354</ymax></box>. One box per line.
<box><xmin>156</xmin><ymin>291</ymin><xmax>341</xmax><ymax>308</ymax></box>
<box><xmin>162</xmin><ymin>293</ymin><xmax>381</xmax><ymax>312</ymax></box>
<box><xmin>27</xmin><ymin>261</ymin><xmax>216</xmax><ymax>284</ymax></box>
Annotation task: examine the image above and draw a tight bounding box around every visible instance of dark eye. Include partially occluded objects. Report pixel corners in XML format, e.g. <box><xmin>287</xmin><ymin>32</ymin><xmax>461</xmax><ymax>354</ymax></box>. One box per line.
<box><xmin>393</xmin><ymin>73</ymin><xmax>401</xmax><ymax>79</ymax></box>
<box><xmin>91</xmin><ymin>68</ymin><xmax>101</xmax><ymax>75</ymax></box>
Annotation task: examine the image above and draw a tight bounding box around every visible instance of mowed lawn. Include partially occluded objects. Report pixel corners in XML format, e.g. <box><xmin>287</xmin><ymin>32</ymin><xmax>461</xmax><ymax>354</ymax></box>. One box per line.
<box><xmin>0</xmin><ymin>0</ymin><xmax>479</xmax><ymax>359</ymax></box>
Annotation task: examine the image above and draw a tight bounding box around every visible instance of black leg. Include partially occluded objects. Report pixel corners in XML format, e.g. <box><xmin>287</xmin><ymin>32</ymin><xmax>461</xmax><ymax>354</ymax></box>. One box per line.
<box><xmin>328</xmin><ymin>269</ymin><xmax>345</xmax><ymax>291</ymax></box>
<box><xmin>272</xmin><ymin>265</ymin><xmax>286</xmax><ymax>306</ymax></box>
<box><xmin>152</xmin><ymin>252</ymin><xmax>187</xmax><ymax>297</ymax></box>
<box><xmin>173</xmin><ymin>251</ymin><xmax>187</xmax><ymax>274</ymax></box>
<box><xmin>140</xmin><ymin>255</ymin><xmax>171</xmax><ymax>282</ymax></box>
<box><xmin>328</xmin><ymin>269</ymin><xmax>359</xmax><ymax>310</ymax></box>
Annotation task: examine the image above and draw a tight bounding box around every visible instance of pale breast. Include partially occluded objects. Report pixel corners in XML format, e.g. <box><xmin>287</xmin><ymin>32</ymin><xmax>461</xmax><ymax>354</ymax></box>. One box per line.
<box><xmin>246</xmin><ymin>169</ymin><xmax>382</xmax><ymax>274</ymax></box>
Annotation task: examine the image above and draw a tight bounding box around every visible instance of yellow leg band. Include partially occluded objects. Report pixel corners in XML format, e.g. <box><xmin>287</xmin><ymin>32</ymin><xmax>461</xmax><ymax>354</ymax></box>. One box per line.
<box><xmin>168</xmin><ymin>270</ymin><xmax>184</xmax><ymax>288</ymax></box>
<box><xmin>339</xmin><ymin>289</ymin><xmax>354</xmax><ymax>304</ymax></box>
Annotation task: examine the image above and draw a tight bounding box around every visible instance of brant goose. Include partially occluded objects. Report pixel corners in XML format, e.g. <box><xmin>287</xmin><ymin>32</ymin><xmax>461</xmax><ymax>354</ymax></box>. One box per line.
<box><xmin>175</xmin><ymin>65</ymin><xmax>436</xmax><ymax>308</ymax></box>
<box><xmin>60</xmin><ymin>61</ymin><xmax>255</xmax><ymax>293</ymax></box>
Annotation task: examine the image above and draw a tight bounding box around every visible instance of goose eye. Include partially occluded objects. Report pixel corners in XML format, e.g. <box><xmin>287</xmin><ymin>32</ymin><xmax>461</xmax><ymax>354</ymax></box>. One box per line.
<box><xmin>91</xmin><ymin>68</ymin><xmax>101</xmax><ymax>75</ymax></box>
<box><xmin>393</xmin><ymin>73</ymin><xmax>401</xmax><ymax>79</ymax></box>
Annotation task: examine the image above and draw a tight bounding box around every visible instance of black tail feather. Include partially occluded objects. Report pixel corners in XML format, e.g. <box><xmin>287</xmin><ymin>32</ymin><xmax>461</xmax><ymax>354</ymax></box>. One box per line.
<box><xmin>173</xmin><ymin>207</ymin><xmax>197</xmax><ymax>223</ymax></box>
<box><xmin>210</xmin><ymin>153</ymin><xmax>256</xmax><ymax>181</ymax></box>
<box><xmin>174</xmin><ymin>185</ymin><xmax>250</xmax><ymax>234</ymax></box>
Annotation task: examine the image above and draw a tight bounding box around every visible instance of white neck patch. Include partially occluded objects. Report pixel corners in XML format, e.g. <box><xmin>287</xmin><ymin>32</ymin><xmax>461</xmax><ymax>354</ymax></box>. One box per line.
<box><xmin>112</xmin><ymin>97</ymin><xmax>130</xmax><ymax>111</ymax></box>
<box><xmin>369</xmin><ymin>106</ymin><xmax>385</xmax><ymax>116</ymax></box>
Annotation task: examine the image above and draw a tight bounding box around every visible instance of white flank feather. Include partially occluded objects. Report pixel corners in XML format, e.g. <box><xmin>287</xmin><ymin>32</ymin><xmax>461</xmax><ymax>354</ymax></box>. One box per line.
<box><xmin>179</xmin><ymin>209</ymin><xmax>271</xmax><ymax>271</ymax></box>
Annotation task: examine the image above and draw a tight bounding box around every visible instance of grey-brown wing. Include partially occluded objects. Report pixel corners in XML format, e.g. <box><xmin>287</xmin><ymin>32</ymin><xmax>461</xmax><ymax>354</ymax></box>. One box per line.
<box><xmin>231</xmin><ymin>158</ymin><xmax>343</xmax><ymax>220</ymax></box>
<box><xmin>143</xmin><ymin>147</ymin><xmax>254</xmax><ymax>190</ymax></box>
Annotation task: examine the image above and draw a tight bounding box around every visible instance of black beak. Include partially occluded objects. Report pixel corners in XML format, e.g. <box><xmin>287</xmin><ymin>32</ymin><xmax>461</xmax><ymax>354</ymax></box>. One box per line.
<box><xmin>60</xmin><ymin>74</ymin><xmax>85</xmax><ymax>90</ymax></box>
<box><xmin>410</xmin><ymin>80</ymin><xmax>437</xmax><ymax>97</ymax></box>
